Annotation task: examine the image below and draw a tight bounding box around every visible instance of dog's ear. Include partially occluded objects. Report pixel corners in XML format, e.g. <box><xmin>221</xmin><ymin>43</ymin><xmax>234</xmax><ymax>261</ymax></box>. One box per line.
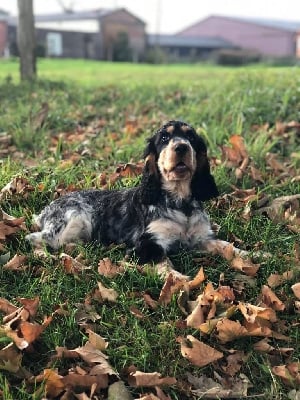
<box><xmin>140</xmin><ymin>137</ymin><xmax>161</xmax><ymax>204</ymax></box>
<box><xmin>191</xmin><ymin>152</ymin><xmax>219</xmax><ymax>201</ymax></box>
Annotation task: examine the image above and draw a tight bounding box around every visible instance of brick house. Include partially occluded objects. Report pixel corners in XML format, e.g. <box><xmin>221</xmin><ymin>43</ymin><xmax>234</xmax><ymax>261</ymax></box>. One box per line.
<box><xmin>6</xmin><ymin>8</ymin><xmax>146</xmax><ymax>61</ymax></box>
<box><xmin>177</xmin><ymin>15</ymin><xmax>300</xmax><ymax>58</ymax></box>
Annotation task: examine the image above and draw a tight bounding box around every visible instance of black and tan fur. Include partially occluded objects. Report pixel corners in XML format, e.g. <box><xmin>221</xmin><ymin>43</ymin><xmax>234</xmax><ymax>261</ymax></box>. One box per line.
<box><xmin>26</xmin><ymin>120</ymin><xmax>241</xmax><ymax>266</ymax></box>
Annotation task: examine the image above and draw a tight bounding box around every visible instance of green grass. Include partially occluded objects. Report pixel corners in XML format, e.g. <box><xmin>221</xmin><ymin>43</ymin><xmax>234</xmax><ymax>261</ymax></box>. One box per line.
<box><xmin>0</xmin><ymin>59</ymin><xmax>299</xmax><ymax>399</ymax></box>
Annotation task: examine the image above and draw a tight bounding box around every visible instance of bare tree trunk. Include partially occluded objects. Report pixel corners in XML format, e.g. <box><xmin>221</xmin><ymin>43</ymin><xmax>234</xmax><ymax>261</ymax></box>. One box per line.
<box><xmin>17</xmin><ymin>0</ymin><xmax>36</xmax><ymax>81</ymax></box>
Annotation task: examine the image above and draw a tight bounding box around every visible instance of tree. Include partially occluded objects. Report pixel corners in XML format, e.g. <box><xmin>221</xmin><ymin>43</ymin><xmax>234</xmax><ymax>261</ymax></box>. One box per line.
<box><xmin>17</xmin><ymin>0</ymin><xmax>36</xmax><ymax>80</ymax></box>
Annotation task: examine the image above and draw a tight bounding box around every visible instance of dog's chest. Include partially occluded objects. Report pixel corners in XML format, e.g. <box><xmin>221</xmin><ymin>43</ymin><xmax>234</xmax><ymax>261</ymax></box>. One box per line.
<box><xmin>146</xmin><ymin>208</ymin><xmax>212</xmax><ymax>250</ymax></box>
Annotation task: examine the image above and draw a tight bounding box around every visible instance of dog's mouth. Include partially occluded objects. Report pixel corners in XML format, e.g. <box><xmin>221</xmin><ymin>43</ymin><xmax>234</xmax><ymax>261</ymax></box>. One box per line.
<box><xmin>172</xmin><ymin>161</ymin><xmax>190</xmax><ymax>174</ymax></box>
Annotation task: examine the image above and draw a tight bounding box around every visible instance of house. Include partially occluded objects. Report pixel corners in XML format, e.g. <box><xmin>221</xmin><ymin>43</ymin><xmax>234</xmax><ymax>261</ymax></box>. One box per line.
<box><xmin>177</xmin><ymin>15</ymin><xmax>300</xmax><ymax>58</ymax></box>
<box><xmin>5</xmin><ymin>8</ymin><xmax>146</xmax><ymax>61</ymax></box>
<box><xmin>0</xmin><ymin>9</ymin><xmax>9</xmax><ymax>56</ymax></box>
<box><xmin>147</xmin><ymin>34</ymin><xmax>235</xmax><ymax>62</ymax></box>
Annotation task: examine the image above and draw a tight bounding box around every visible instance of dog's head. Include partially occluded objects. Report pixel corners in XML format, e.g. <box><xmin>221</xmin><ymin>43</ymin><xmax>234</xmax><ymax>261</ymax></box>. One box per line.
<box><xmin>141</xmin><ymin>120</ymin><xmax>219</xmax><ymax>204</ymax></box>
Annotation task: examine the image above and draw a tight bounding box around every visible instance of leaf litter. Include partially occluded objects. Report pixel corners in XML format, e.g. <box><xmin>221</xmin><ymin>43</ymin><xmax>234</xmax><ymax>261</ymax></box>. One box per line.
<box><xmin>0</xmin><ymin>124</ymin><xmax>299</xmax><ymax>399</ymax></box>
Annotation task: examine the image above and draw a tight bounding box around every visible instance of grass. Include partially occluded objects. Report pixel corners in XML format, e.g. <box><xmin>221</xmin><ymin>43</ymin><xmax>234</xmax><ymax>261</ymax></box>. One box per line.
<box><xmin>0</xmin><ymin>59</ymin><xmax>299</xmax><ymax>399</ymax></box>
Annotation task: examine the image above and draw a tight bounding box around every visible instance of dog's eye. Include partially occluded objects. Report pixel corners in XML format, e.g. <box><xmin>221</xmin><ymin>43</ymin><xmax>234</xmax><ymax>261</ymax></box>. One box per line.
<box><xmin>160</xmin><ymin>134</ymin><xmax>169</xmax><ymax>144</ymax></box>
<box><xmin>187</xmin><ymin>134</ymin><xmax>197</xmax><ymax>144</ymax></box>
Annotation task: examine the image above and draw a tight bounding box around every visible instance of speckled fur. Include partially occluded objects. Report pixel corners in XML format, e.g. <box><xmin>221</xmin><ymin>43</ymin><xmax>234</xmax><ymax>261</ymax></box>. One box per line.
<box><xmin>26</xmin><ymin>120</ymin><xmax>219</xmax><ymax>264</ymax></box>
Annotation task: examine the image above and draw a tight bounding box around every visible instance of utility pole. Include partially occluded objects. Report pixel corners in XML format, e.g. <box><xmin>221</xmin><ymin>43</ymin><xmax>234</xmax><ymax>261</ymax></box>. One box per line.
<box><xmin>17</xmin><ymin>0</ymin><xmax>36</xmax><ymax>80</ymax></box>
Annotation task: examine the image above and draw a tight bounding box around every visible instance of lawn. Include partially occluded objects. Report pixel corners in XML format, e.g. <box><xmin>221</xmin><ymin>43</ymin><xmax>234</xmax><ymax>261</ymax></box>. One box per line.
<box><xmin>0</xmin><ymin>59</ymin><xmax>299</xmax><ymax>400</ymax></box>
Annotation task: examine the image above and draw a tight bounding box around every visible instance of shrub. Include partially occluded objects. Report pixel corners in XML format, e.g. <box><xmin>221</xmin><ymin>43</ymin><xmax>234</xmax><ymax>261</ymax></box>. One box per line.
<box><xmin>213</xmin><ymin>48</ymin><xmax>261</xmax><ymax>66</ymax></box>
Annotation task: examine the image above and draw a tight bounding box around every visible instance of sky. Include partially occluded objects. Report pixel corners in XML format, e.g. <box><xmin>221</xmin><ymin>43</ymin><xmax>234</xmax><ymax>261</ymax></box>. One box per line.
<box><xmin>1</xmin><ymin>0</ymin><xmax>300</xmax><ymax>34</ymax></box>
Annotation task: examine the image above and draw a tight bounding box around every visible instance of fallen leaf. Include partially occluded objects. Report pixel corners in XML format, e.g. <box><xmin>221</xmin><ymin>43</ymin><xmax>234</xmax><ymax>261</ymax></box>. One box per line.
<box><xmin>261</xmin><ymin>285</ymin><xmax>285</xmax><ymax>311</ymax></box>
<box><xmin>187</xmin><ymin>371</ymin><xmax>252</xmax><ymax>398</ymax></box>
<box><xmin>98</xmin><ymin>257</ymin><xmax>125</xmax><ymax>277</ymax></box>
<box><xmin>216</xmin><ymin>319</ymin><xmax>248</xmax><ymax>343</ymax></box>
<box><xmin>86</xmin><ymin>329</ymin><xmax>108</xmax><ymax>351</ymax></box>
<box><xmin>60</xmin><ymin>253</ymin><xmax>91</xmax><ymax>275</ymax></box>
<box><xmin>3</xmin><ymin>254</ymin><xmax>27</xmax><ymax>271</ymax></box>
<box><xmin>230</xmin><ymin>256</ymin><xmax>260</xmax><ymax>276</ymax></box>
<box><xmin>238</xmin><ymin>302</ymin><xmax>277</xmax><ymax>323</ymax></box>
<box><xmin>17</xmin><ymin>297</ymin><xmax>40</xmax><ymax>318</ymax></box>
<box><xmin>158</xmin><ymin>273</ymin><xmax>186</xmax><ymax>306</ymax></box>
<box><xmin>0</xmin><ymin>298</ymin><xmax>18</xmax><ymax>315</ymax></box>
<box><xmin>30</xmin><ymin>102</ymin><xmax>49</xmax><ymax>130</ymax></box>
<box><xmin>188</xmin><ymin>267</ymin><xmax>206</xmax><ymax>290</ymax></box>
<box><xmin>291</xmin><ymin>283</ymin><xmax>300</xmax><ymax>300</ymax></box>
<box><xmin>62</xmin><ymin>373</ymin><xmax>108</xmax><ymax>390</ymax></box>
<box><xmin>0</xmin><ymin>177</ymin><xmax>34</xmax><ymax>201</ymax></box>
<box><xmin>33</xmin><ymin>369</ymin><xmax>65</xmax><ymax>398</ymax></box>
<box><xmin>221</xmin><ymin>351</ymin><xmax>248</xmax><ymax>376</ymax></box>
<box><xmin>128</xmin><ymin>371</ymin><xmax>176</xmax><ymax>387</ymax></box>
<box><xmin>267</xmin><ymin>271</ymin><xmax>294</xmax><ymax>288</ymax></box>
<box><xmin>179</xmin><ymin>335</ymin><xmax>223</xmax><ymax>367</ymax></box>
<box><xmin>253</xmin><ymin>338</ymin><xmax>294</xmax><ymax>356</ymax></box>
<box><xmin>0</xmin><ymin>343</ymin><xmax>23</xmax><ymax>373</ymax></box>
<box><xmin>94</xmin><ymin>281</ymin><xmax>118</xmax><ymax>303</ymax></box>
<box><xmin>142</xmin><ymin>293</ymin><xmax>158</xmax><ymax>310</ymax></box>
<box><xmin>272</xmin><ymin>363</ymin><xmax>300</xmax><ymax>387</ymax></box>
<box><xmin>129</xmin><ymin>305</ymin><xmax>145</xmax><ymax>319</ymax></box>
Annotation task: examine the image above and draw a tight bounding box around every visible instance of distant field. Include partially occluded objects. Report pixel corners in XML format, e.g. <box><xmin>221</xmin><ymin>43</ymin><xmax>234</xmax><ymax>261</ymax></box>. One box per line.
<box><xmin>0</xmin><ymin>59</ymin><xmax>299</xmax><ymax>400</ymax></box>
<box><xmin>1</xmin><ymin>57</ymin><xmax>299</xmax><ymax>86</ymax></box>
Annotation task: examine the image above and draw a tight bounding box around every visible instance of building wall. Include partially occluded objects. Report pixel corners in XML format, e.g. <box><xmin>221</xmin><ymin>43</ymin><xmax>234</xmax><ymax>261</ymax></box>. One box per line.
<box><xmin>7</xmin><ymin>25</ymin><xmax>101</xmax><ymax>59</ymax></box>
<box><xmin>100</xmin><ymin>9</ymin><xmax>146</xmax><ymax>61</ymax></box>
<box><xmin>36</xmin><ymin>29</ymin><xmax>101</xmax><ymax>59</ymax></box>
<box><xmin>0</xmin><ymin>21</ymin><xmax>7</xmax><ymax>56</ymax></box>
<box><xmin>178</xmin><ymin>16</ymin><xmax>296</xmax><ymax>57</ymax></box>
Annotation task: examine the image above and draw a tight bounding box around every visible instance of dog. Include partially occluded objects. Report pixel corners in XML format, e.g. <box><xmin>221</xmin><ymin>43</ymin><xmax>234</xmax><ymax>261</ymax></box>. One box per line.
<box><xmin>26</xmin><ymin>120</ymin><xmax>248</xmax><ymax>271</ymax></box>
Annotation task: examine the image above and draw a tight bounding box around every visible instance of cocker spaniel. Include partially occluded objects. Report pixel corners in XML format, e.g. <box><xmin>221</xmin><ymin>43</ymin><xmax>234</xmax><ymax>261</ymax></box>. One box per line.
<box><xmin>26</xmin><ymin>120</ymin><xmax>248</xmax><ymax>270</ymax></box>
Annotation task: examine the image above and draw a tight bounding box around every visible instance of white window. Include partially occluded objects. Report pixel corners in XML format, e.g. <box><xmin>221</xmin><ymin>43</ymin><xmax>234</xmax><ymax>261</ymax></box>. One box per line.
<box><xmin>46</xmin><ymin>32</ymin><xmax>63</xmax><ymax>56</ymax></box>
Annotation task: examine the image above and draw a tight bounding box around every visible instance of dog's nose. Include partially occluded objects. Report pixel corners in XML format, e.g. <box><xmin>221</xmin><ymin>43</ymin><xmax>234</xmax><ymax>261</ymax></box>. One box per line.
<box><xmin>174</xmin><ymin>143</ymin><xmax>189</xmax><ymax>155</ymax></box>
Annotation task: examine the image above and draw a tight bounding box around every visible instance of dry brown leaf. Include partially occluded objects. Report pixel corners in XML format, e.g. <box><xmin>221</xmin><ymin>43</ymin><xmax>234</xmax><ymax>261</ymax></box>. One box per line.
<box><xmin>188</xmin><ymin>267</ymin><xmax>206</xmax><ymax>290</ymax></box>
<box><xmin>53</xmin><ymin>346</ymin><xmax>80</xmax><ymax>360</ymax></box>
<box><xmin>94</xmin><ymin>281</ymin><xmax>118</xmax><ymax>303</ymax></box>
<box><xmin>292</xmin><ymin>283</ymin><xmax>300</xmax><ymax>300</ymax></box>
<box><xmin>128</xmin><ymin>371</ymin><xmax>176</xmax><ymax>387</ymax></box>
<box><xmin>0</xmin><ymin>177</ymin><xmax>34</xmax><ymax>200</ymax></box>
<box><xmin>238</xmin><ymin>302</ymin><xmax>277</xmax><ymax>323</ymax></box>
<box><xmin>86</xmin><ymin>329</ymin><xmax>108</xmax><ymax>351</ymax></box>
<box><xmin>98</xmin><ymin>257</ymin><xmax>125</xmax><ymax>277</ymax></box>
<box><xmin>0</xmin><ymin>298</ymin><xmax>18</xmax><ymax>315</ymax></box>
<box><xmin>62</xmin><ymin>373</ymin><xmax>108</xmax><ymax>390</ymax></box>
<box><xmin>20</xmin><ymin>315</ymin><xmax>53</xmax><ymax>343</ymax></box>
<box><xmin>129</xmin><ymin>305</ymin><xmax>145</xmax><ymax>319</ymax></box>
<box><xmin>250</xmin><ymin>165</ymin><xmax>265</xmax><ymax>183</ymax></box>
<box><xmin>187</xmin><ymin>372</ymin><xmax>252</xmax><ymax>398</ymax></box>
<box><xmin>272</xmin><ymin>363</ymin><xmax>300</xmax><ymax>387</ymax></box>
<box><xmin>3</xmin><ymin>254</ymin><xmax>27</xmax><ymax>271</ymax></box>
<box><xmin>158</xmin><ymin>273</ymin><xmax>186</xmax><ymax>306</ymax></box>
<box><xmin>17</xmin><ymin>297</ymin><xmax>40</xmax><ymax>318</ymax></box>
<box><xmin>0</xmin><ymin>343</ymin><xmax>23</xmax><ymax>373</ymax></box>
<box><xmin>221</xmin><ymin>351</ymin><xmax>248</xmax><ymax>376</ymax></box>
<box><xmin>253</xmin><ymin>338</ymin><xmax>294</xmax><ymax>356</ymax></box>
<box><xmin>60</xmin><ymin>253</ymin><xmax>91</xmax><ymax>275</ymax></box>
<box><xmin>186</xmin><ymin>302</ymin><xmax>206</xmax><ymax>329</ymax></box>
<box><xmin>142</xmin><ymin>293</ymin><xmax>158</xmax><ymax>310</ymax></box>
<box><xmin>230</xmin><ymin>256</ymin><xmax>260</xmax><ymax>276</ymax></box>
<box><xmin>261</xmin><ymin>285</ymin><xmax>285</xmax><ymax>311</ymax></box>
<box><xmin>179</xmin><ymin>335</ymin><xmax>223</xmax><ymax>367</ymax></box>
<box><xmin>216</xmin><ymin>319</ymin><xmax>248</xmax><ymax>343</ymax></box>
<box><xmin>30</xmin><ymin>102</ymin><xmax>49</xmax><ymax>130</ymax></box>
<box><xmin>33</xmin><ymin>369</ymin><xmax>65</xmax><ymax>398</ymax></box>
<box><xmin>256</xmin><ymin>194</ymin><xmax>300</xmax><ymax>227</ymax></box>
<box><xmin>267</xmin><ymin>271</ymin><xmax>294</xmax><ymax>288</ymax></box>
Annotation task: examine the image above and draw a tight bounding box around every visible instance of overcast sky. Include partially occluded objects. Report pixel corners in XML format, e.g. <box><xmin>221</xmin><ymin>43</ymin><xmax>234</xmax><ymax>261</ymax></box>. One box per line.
<box><xmin>2</xmin><ymin>0</ymin><xmax>300</xmax><ymax>33</ymax></box>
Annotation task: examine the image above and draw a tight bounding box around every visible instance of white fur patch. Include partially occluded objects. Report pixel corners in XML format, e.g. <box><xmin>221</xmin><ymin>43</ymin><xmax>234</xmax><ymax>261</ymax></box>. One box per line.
<box><xmin>146</xmin><ymin>209</ymin><xmax>212</xmax><ymax>251</ymax></box>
